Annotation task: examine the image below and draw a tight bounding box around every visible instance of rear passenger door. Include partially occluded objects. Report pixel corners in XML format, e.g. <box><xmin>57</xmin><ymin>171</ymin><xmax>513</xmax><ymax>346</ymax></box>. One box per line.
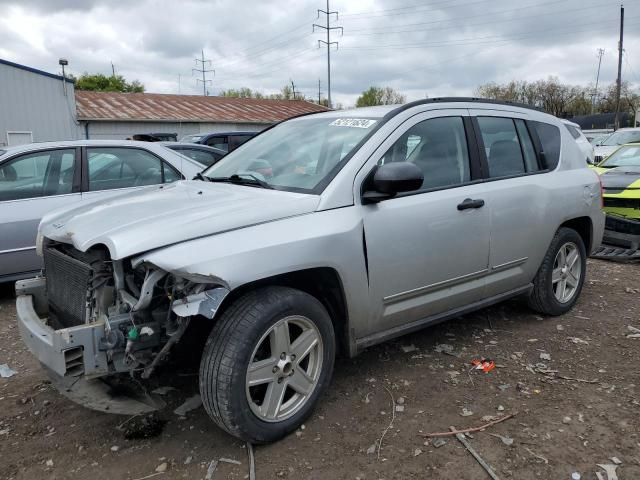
<box><xmin>81</xmin><ymin>146</ymin><xmax>182</xmax><ymax>202</ymax></box>
<box><xmin>470</xmin><ymin>110</ymin><xmax>551</xmax><ymax>296</ymax></box>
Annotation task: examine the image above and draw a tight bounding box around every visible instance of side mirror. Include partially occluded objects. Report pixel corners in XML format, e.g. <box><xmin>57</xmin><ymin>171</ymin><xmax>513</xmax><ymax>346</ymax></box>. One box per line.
<box><xmin>362</xmin><ymin>162</ymin><xmax>424</xmax><ymax>203</ymax></box>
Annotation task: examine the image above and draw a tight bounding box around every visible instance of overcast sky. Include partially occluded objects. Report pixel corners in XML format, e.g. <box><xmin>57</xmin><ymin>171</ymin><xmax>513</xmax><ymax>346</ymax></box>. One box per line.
<box><xmin>0</xmin><ymin>0</ymin><xmax>637</xmax><ymax>107</ymax></box>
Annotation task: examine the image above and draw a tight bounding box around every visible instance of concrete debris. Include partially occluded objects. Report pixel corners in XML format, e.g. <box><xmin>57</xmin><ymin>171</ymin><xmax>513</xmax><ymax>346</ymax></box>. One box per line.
<box><xmin>155</xmin><ymin>462</ymin><xmax>168</xmax><ymax>473</ymax></box>
<box><xmin>0</xmin><ymin>364</ymin><xmax>17</xmax><ymax>378</ymax></box>
<box><xmin>205</xmin><ymin>460</ymin><xmax>218</xmax><ymax>480</ymax></box>
<box><xmin>413</xmin><ymin>448</ymin><xmax>423</xmax><ymax>457</ymax></box>
<box><xmin>610</xmin><ymin>457</ymin><xmax>622</xmax><ymax>465</ymax></box>
<box><xmin>395</xmin><ymin>405</ymin><xmax>404</xmax><ymax>412</ymax></box>
<box><xmin>434</xmin><ymin>344</ymin><xmax>455</xmax><ymax>355</ymax></box>
<box><xmin>489</xmin><ymin>433</ymin><xmax>514</xmax><ymax>446</ymax></box>
<box><xmin>45</xmin><ymin>459</ymin><xmax>54</xmax><ymax>467</ymax></box>
<box><xmin>596</xmin><ymin>464</ymin><xmax>619</xmax><ymax>480</ymax></box>
<box><xmin>460</xmin><ymin>407</ymin><xmax>474</xmax><ymax>417</ymax></box>
<box><xmin>540</xmin><ymin>353</ymin><xmax>551</xmax><ymax>361</ymax></box>
<box><xmin>482</xmin><ymin>415</ymin><xmax>499</xmax><ymax>422</ymax></box>
<box><xmin>173</xmin><ymin>394</ymin><xmax>202</xmax><ymax>416</ymax></box>
<box><xmin>184</xmin><ymin>456</ymin><xmax>193</xmax><ymax>465</ymax></box>
<box><xmin>366</xmin><ymin>444</ymin><xmax>376</xmax><ymax>455</ymax></box>
<box><xmin>110</xmin><ymin>445</ymin><xmax>120</xmax><ymax>452</ymax></box>
<box><xmin>562</xmin><ymin>416</ymin><xmax>572</xmax><ymax>424</ymax></box>
<box><xmin>498</xmin><ymin>384</ymin><xmax>510</xmax><ymax>391</ymax></box>
<box><xmin>401</xmin><ymin>344</ymin><xmax>417</xmax><ymax>353</ymax></box>
<box><xmin>568</xmin><ymin>337</ymin><xmax>589</xmax><ymax>345</ymax></box>
<box><xmin>497</xmin><ymin>405</ymin><xmax>505</xmax><ymax>411</ymax></box>
<box><xmin>627</xmin><ymin>326</ymin><xmax>640</xmax><ymax>338</ymax></box>
<box><xmin>433</xmin><ymin>438</ymin><xmax>447</xmax><ymax>448</ymax></box>
<box><xmin>219</xmin><ymin>458</ymin><xmax>242</xmax><ymax>465</ymax></box>
<box><xmin>556</xmin><ymin>325</ymin><xmax>565</xmax><ymax>331</ymax></box>
<box><xmin>396</xmin><ymin>397</ymin><xmax>405</xmax><ymax>405</ymax></box>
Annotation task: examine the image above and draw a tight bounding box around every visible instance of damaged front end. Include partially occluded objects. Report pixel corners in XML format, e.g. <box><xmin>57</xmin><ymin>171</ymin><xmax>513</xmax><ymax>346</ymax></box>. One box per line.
<box><xmin>15</xmin><ymin>240</ymin><xmax>228</xmax><ymax>415</ymax></box>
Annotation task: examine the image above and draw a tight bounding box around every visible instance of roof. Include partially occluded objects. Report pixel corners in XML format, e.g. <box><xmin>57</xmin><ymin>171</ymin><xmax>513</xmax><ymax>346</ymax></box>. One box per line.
<box><xmin>75</xmin><ymin>91</ymin><xmax>329</xmax><ymax>124</ymax></box>
<box><xmin>0</xmin><ymin>58</ymin><xmax>70</xmax><ymax>82</ymax></box>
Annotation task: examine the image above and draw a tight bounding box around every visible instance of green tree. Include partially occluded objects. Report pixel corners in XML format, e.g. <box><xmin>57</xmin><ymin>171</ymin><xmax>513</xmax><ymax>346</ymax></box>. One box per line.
<box><xmin>220</xmin><ymin>87</ymin><xmax>264</xmax><ymax>98</ymax></box>
<box><xmin>73</xmin><ymin>73</ymin><xmax>145</xmax><ymax>93</ymax></box>
<box><xmin>356</xmin><ymin>86</ymin><xmax>406</xmax><ymax>107</ymax></box>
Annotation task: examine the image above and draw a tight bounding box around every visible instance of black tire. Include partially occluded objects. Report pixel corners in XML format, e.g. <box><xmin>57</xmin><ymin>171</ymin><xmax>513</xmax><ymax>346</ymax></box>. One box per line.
<box><xmin>199</xmin><ymin>286</ymin><xmax>335</xmax><ymax>443</ymax></box>
<box><xmin>527</xmin><ymin>227</ymin><xmax>587</xmax><ymax>316</ymax></box>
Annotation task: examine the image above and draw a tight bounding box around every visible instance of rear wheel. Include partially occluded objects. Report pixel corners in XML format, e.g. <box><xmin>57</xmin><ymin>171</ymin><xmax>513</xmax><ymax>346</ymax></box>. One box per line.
<box><xmin>199</xmin><ymin>286</ymin><xmax>335</xmax><ymax>443</ymax></box>
<box><xmin>527</xmin><ymin>227</ymin><xmax>587</xmax><ymax>316</ymax></box>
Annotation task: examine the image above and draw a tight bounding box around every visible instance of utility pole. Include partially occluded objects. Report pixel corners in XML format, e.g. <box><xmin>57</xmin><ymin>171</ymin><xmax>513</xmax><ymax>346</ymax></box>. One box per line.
<box><xmin>111</xmin><ymin>61</ymin><xmax>116</xmax><ymax>77</ymax></box>
<box><xmin>193</xmin><ymin>50</ymin><xmax>214</xmax><ymax>96</ymax></box>
<box><xmin>591</xmin><ymin>48</ymin><xmax>605</xmax><ymax>114</ymax></box>
<box><xmin>318</xmin><ymin>79</ymin><xmax>322</xmax><ymax>105</ymax></box>
<box><xmin>290</xmin><ymin>79</ymin><xmax>298</xmax><ymax>100</ymax></box>
<box><xmin>313</xmin><ymin>0</ymin><xmax>343</xmax><ymax>109</ymax></box>
<box><xmin>614</xmin><ymin>4</ymin><xmax>624</xmax><ymax>130</ymax></box>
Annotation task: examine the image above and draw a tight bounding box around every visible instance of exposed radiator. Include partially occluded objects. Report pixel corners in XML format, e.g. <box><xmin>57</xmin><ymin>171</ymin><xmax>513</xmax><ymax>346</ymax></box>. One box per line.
<box><xmin>43</xmin><ymin>247</ymin><xmax>93</xmax><ymax>328</ymax></box>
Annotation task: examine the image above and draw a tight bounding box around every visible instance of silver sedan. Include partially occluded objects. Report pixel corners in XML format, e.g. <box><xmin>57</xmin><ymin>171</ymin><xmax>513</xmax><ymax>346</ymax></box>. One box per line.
<box><xmin>0</xmin><ymin>140</ymin><xmax>203</xmax><ymax>282</ymax></box>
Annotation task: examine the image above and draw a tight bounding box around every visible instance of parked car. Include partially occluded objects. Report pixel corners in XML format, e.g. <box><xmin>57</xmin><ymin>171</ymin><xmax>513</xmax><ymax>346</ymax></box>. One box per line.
<box><xmin>131</xmin><ymin>133</ymin><xmax>178</xmax><ymax>142</ymax></box>
<box><xmin>16</xmin><ymin>99</ymin><xmax>604</xmax><ymax>443</ymax></box>
<box><xmin>561</xmin><ymin>119</ymin><xmax>595</xmax><ymax>164</ymax></box>
<box><xmin>179</xmin><ymin>131</ymin><xmax>258</xmax><ymax>152</ymax></box>
<box><xmin>591</xmin><ymin>143</ymin><xmax>640</xmax><ymax>249</ymax></box>
<box><xmin>594</xmin><ymin>127</ymin><xmax>640</xmax><ymax>163</ymax></box>
<box><xmin>0</xmin><ymin>140</ymin><xmax>203</xmax><ymax>283</ymax></box>
<box><xmin>162</xmin><ymin>142</ymin><xmax>226</xmax><ymax>167</ymax></box>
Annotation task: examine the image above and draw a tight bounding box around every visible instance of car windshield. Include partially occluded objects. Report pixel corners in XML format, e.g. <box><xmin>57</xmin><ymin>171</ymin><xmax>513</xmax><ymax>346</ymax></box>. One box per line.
<box><xmin>600</xmin><ymin>131</ymin><xmax>640</xmax><ymax>146</ymax></box>
<box><xmin>180</xmin><ymin>134</ymin><xmax>203</xmax><ymax>143</ymax></box>
<box><xmin>599</xmin><ymin>145</ymin><xmax>640</xmax><ymax>168</ymax></box>
<box><xmin>202</xmin><ymin>116</ymin><xmax>379</xmax><ymax>192</ymax></box>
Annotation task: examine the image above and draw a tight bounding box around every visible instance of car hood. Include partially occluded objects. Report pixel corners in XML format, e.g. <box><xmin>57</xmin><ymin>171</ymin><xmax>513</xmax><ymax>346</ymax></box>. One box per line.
<box><xmin>600</xmin><ymin>166</ymin><xmax>640</xmax><ymax>194</ymax></box>
<box><xmin>594</xmin><ymin>145</ymin><xmax>619</xmax><ymax>158</ymax></box>
<box><xmin>40</xmin><ymin>181</ymin><xmax>320</xmax><ymax>259</ymax></box>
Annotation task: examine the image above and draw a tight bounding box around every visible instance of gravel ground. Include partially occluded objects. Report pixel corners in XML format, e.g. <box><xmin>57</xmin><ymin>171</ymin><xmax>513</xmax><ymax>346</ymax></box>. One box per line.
<box><xmin>1</xmin><ymin>258</ymin><xmax>639</xmax><ymax>480</ymax></box>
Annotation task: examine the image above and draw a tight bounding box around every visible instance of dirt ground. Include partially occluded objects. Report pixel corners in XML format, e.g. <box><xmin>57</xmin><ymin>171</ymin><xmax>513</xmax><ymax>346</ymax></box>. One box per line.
<box><xmin>1</xmin><ymin>259</ymin><xmax>639</xmax><ymax>480</ymax></box>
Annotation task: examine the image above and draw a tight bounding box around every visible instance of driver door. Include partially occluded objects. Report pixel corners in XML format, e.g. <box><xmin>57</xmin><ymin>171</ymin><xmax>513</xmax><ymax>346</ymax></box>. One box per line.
<box><xmin>360</xmin><ymin>111</ymin><xmax>491</xmax><ymax>336</ymax></box>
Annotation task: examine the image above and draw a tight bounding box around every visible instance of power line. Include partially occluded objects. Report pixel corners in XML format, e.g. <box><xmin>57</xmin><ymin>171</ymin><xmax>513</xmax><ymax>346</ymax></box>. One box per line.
<box><xmin>313</xmin><ymin>0</ymin><xmax>343</xmax><ymax>109</ymax></box>
<box><xmin>193</xmin><ymin>49</ymin><xmax>214</xmax><ymax>96</ymax></box>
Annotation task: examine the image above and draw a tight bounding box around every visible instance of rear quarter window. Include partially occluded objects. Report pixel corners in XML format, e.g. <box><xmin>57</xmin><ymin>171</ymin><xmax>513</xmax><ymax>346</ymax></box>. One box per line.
<box><xmin>533</xmin><ymin>122</ymin><xmax>561</xmax><ymax>170</ymax></box>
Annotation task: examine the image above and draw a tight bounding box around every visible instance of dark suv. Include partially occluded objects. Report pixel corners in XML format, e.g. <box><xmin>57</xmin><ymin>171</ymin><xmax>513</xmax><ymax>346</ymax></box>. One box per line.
<box><xmin>180</xmin><ymin>131</ymin><xmax>258</xmax><ymax>152</ymax></box>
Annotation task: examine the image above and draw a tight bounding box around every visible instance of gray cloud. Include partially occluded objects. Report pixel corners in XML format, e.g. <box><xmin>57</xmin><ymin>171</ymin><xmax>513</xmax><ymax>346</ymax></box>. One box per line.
<box><xmin>0</xmin><ymin>0</ymin><xmax>637</xmax><ymax>106</ymax></box>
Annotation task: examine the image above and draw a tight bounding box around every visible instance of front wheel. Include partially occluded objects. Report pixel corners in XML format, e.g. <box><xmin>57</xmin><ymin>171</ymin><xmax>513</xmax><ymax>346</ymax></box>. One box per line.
<box><xmin>199</xmin><ymin>286</ymin><xmax>335</xmax><ymax>443</ymax></box>
<box><xmin>527</xmin><ymin>227</ymin><xmax>587</xmax><ymax>316</ymax></box>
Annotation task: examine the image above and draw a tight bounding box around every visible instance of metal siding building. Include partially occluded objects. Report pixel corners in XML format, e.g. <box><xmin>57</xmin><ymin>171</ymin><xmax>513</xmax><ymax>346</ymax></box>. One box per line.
<box><xmin>0</xmin><ymin>59</ymin><xmax>83</xmax><ymax>146</ymax></box>
<box><xmin>76</xmin><ymin>91</ymin><xmax>328</xmax><ymax>140</ymax></box>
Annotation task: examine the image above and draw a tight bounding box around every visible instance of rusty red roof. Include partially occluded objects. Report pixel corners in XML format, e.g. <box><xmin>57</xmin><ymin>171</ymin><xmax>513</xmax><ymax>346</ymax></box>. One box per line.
<box><xmin>75</xmin><ymin>91</ymin><xmax>329</xmax><ymax>124</ymax></box>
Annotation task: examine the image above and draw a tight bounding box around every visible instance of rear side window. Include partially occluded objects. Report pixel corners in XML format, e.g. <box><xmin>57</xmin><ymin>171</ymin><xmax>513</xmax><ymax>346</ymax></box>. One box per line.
<box><xmin>514</xmin><ymin>120</ymin><xmax>540</xmax><ymax>172</ymax></box>
<box><xmin>533</xmin><ymin>122</ymin><xmax>561</xmax><ymax>170</ymax></box>
<box><xmin>564</xmin><ymin>124</ymin><xmax>581</xmax><ymax>140</ymax></box>
<box><xmin>477</xmin><ymin>117</ymin><xmax>525</xmax><ymax>178</ymax></box>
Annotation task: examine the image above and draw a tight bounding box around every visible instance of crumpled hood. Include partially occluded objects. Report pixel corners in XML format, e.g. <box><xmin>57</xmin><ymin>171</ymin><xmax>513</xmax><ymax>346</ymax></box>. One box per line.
<box><xmin>40</xmin><ymin>181</ymin><xmax>320</xmax><ymax>259</ymax></box>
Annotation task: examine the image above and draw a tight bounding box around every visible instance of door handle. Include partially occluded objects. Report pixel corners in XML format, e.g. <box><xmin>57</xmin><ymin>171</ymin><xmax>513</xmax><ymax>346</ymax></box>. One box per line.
<box><xmin>457</xmin><ymin>198</ymin><xmax>485</xmax><ymax>210</ymax></box>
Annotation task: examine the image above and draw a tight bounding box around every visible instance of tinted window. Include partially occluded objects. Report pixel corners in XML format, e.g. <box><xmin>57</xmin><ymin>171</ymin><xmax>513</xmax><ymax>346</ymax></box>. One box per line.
<box><xmin>477</xmin><ymin>117</ymin><xmax>525</xmax><ymax>178</ymax></box>
<box><xmin>0</xmin><ymin>149</ymin><xmax>75</xmax><ymax>201</ymax></box>
<box><xmin>229</xmin><ymin>134</ymin><xmax>254</xmax><ymax>151</ymax></box>
<box><xmin>380</xmin><ymin>116</ymin><xmax>471</xmax><ymax>190</ymax></box>
<box><xmin>515</xmin><ymin>119</ymin><xmax>540</xmax><ymax>172</ymax></box>
<box><xmin>176</xmin><ymin>148</ymin><xmax>221</xmax><ymax>167</ymax></box>
<box><xmin>533</xmin><ymin>122</ymin><xmax>561</xmax><ymax>169</ymax></box>
<box><xmin>205</xmin><ymin>136</ymin><xmax>227</xmax><ymax>151</ymax></box>
<box><xmin>564</xmin><ymin>124</ymin><xmax>581</xmax><ymax>140</ymax></box>
<box><xmin>87</xmin><ymin>147</ymin><xmax>171</xmax><ymax>192</ymax></box>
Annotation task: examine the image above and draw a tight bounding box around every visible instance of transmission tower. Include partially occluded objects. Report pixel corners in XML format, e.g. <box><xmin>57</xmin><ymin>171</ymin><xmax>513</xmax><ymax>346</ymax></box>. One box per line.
<box><xmin>193</xmin><ymin>50</ymin><xmax>214</xmax><ymax>96</ymax></box>
<box><xmin>591</xmin><ymin>48</ymin><xmax>605</xmax><ymax>114</ymax></box>
<box><xmin>313</xmin><ymin>0</ymin><xmax>342</xmax><ymax>109</ymax></box>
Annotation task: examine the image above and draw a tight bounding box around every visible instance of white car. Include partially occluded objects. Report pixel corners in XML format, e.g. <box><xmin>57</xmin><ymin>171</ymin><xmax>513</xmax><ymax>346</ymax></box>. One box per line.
<box><xmin>594</xmin><ymin>127</ymin><xmax>640</xmax><ymax>163</ymax></box>
<box><xmin>561</xmin><ymin>120</ymin><xmax>595</xmax><ymax>164</ymax></box>
<box><xmin>0</xmin><ymin>140</ymin><xmax>203</xmax><ymax>282</ymax></box>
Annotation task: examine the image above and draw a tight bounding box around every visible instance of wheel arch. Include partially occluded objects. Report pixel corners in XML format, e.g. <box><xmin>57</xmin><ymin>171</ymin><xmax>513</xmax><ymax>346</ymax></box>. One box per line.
<box><xmin>559</xmin><ymin>216</ymin><xmax>593</xmax><ymax>253</ymax></box>
<box><xmin>214</xmin><ymin>267</ymin><xmax>351</xmax><ymax>357</ymax></box>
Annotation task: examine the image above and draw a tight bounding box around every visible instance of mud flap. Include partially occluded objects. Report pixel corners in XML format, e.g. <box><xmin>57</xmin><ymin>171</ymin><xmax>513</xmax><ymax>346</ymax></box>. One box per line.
<box><xmin>45</xmin><ymin>367</ymin><xmax>166</xmax><ymax>415</ymax></box>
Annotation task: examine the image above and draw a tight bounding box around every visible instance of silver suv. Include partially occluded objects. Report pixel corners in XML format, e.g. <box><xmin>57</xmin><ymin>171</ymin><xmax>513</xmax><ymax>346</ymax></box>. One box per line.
<box><xmin>16</xmin><ymin>99</ymin><xmax>604</xmax><ymax>443</ymax></box>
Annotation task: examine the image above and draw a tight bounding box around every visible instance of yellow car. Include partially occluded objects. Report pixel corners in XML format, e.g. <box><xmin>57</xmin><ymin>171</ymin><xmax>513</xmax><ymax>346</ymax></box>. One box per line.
<box><xmin>591</xmin><ymin>143</ymin><xmax>640</xmax><ymax>250</ymax></box>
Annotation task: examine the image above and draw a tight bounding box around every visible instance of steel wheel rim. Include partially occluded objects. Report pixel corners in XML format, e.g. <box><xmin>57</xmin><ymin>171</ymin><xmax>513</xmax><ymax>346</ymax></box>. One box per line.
<box><xmin>245</xmin><ymin>315</ymin><xmax>323</xmax><ymax>423</ymax></box>
<box><xmin>552</xmin><ymin>242</ymin><xmax>582</xmax><ymax>303</ymax></box>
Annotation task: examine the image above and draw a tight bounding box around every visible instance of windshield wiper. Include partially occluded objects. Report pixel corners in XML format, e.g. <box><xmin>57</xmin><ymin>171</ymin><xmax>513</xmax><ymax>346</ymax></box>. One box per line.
<box><xmin>209</xmin><ymin>173</ymin><xmax>273</xmax><ymax>189</ymax></box>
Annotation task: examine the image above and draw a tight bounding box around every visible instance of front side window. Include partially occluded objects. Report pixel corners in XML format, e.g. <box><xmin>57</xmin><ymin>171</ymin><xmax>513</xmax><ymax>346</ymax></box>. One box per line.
<box><xmin>87</xmin><ymin>147</ymin><xmax>177</xmax><ymax>192</ymax></box>
<box><xmin>0</xmin><ymin>149</ymin><xmax>75</xmax><ymax>201</ymax></box>
<box><xmin>477</xmin><ymin>117</ymin><xmax>526</xmax><ymax>178</ymax></box>
<box><xmin>379</xmin><ymin>116</ymin><xmax>471</xmax><ymax>190</ymax></box>
<box><xmin>204</xmin><ymin>116</ymin><xmax>379</xmax><ymax>192</ymax></box>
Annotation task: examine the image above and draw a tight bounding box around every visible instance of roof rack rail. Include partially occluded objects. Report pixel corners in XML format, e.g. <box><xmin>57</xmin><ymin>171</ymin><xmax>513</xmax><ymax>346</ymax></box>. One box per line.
<box><xmin>384</xmin><ymin>97</ymin><xmax>543</xmax><ymax>120</ymax></box>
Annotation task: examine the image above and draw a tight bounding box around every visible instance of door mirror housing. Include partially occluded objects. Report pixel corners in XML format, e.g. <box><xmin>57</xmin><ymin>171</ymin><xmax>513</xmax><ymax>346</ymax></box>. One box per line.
<box><xmin>362</xmin><ymin>162</ymin><xmax>424</xmax><ymax>203</ymax></box>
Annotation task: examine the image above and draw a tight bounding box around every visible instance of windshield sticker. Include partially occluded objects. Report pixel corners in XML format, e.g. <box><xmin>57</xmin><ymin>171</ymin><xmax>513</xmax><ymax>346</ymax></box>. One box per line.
<box><xmin>329</xmin><ymin>118</ymin><xmax>377</xmax><ymax>128</ymax></box>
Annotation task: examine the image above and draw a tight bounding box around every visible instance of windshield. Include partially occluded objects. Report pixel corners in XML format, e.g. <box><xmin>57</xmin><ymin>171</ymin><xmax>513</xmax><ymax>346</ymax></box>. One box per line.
<box><xmin>180</xmin><ymin>134</ymin><xmax>203</xmax><ymax>143</ymax></box>
<box><xmin>600</xmin><ymin>131</ymin><xmax>640</xmax><ymax>146</ymax></box>
<box><xmin>203</xmin><ymin>116</ymin><xmax>379</xmax><ymax>192</ymax></box>
<box><xmin>600</xmin><ymin>145</ymin><xmax>640</xmax><ymax>168</ymax></box>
